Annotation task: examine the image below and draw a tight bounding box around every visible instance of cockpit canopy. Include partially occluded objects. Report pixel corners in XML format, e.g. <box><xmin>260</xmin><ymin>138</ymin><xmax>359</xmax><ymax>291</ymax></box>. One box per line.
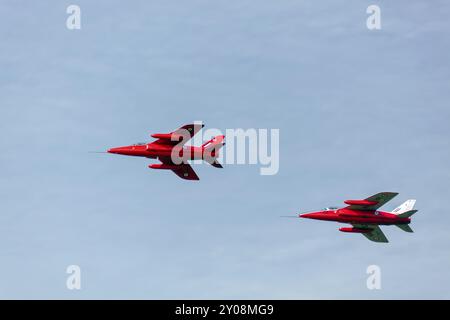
<box><xmin>133</xmin><ymin>142</ymin><xmax>147</xmax><ymax>146</ymax></box>
<box><xmin>323</xmin><ymin>206</ymin><xmax>339</xmax><ymax>211</ymax></box>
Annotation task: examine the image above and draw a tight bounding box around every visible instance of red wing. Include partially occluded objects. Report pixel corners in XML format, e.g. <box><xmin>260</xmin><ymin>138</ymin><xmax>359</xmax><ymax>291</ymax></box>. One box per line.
<box><xmin>158</xmin><ymin>157</ymin><xmax>199</xmax><ymax>181</ymax></box>
<box><xmin>150</xmin><ymin>123</ymin><xmax>204</xmax><ymax>146</ymax></box>
<box><xmin>344</xmin><ymin>192</ymin><xmax>399</xmax><ymax>211</ymax></box>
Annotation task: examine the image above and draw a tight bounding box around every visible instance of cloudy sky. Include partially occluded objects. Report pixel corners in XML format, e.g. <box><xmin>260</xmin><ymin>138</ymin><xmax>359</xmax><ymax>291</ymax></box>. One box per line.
<box><xmin>1</xmin><ymin>1</ymin><xmax>449</xmax><ymax>299</ymax></box>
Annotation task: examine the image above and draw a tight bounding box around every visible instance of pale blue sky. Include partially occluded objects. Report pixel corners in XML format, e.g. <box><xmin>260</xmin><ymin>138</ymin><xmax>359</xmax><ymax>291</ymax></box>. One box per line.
<box><xmin>1</xmin><ymin>1</ymin><xmax>450</xmax><ymax>298</ymax></box>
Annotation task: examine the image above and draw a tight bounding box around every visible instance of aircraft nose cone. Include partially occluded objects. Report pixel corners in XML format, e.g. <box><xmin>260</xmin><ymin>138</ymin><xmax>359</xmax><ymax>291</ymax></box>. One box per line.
<box><xmin>108</xmin><ymin>148</ymin><xmax>118</xmax><ymax>154</ymax></box>
<box><xmin>299</xmin><ymin>213</ymin><xmax>313</xmax><ymax>219</ymax></box>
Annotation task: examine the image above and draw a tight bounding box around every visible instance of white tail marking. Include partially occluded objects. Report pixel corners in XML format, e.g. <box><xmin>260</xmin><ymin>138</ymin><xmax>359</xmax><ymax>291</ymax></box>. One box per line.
<box><xmin>392</xmin><ymin>199</ymin><xmax>416</xmax><ymax>215</ymax></box>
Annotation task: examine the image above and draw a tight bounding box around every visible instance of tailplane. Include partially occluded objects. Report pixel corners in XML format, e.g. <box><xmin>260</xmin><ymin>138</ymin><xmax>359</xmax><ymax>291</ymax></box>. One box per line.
<box><xmin>209</xmin><ymin>160</ymin><xmax>223</xmax><ymax>168</ymax></box>
<box><xmin>393</xmin><ymin>199</ymin><xmax>417</xmax><ymax>232</ymax></box>
<box><xmin>395</xmin><ymin>224</ymin><xmax>414</xmax><ymax>233</ymax></box>
<box><xmin>396</xmin><ymin>209</ymin><xmax>417</xmax><ymax>218</ymax></box>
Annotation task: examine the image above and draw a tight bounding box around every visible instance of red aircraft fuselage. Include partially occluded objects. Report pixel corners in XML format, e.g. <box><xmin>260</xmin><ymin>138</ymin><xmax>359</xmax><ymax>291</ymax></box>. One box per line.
<box><xmin>300</xmin><ymin>208</ymin><xmax>411</xmax><ymax>226</ymax></box>
<box><xmin>108</xmin><ymin>143</ymin><xmax>215</xmax><ymax>160</ymax></box>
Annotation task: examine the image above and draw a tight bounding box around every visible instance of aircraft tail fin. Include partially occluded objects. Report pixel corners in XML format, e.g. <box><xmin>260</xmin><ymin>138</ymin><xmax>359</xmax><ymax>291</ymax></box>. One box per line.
<box><xmin>202</xmin><ymin>135</ymin><xmax>225</xmax><ymax>150</ymax></box>
<box><xmin>395</xmin><ymin>224</ymin><xmax>414</xmax><ymax>233</ymax></box>
<box><xmin>392</xmin><ymin>199</ymin><xmax>416</xmax><ymax>215</ymax></box>
<box><xmin>202</xmin><ymin>135</ymin><xmax>225</xmax><ymax>168</ymax></box>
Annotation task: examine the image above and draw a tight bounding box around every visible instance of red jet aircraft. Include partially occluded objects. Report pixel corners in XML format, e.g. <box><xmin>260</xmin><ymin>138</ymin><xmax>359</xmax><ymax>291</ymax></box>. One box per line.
<box><xmin>108</xmin><ymin>124</ymin><xmax>225</xmax><ymax>180</ymax></box>
<box><xmin>298</xmin><ymin>192</ymin><xmax>417</xmax><ymax>243</ymax></box>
